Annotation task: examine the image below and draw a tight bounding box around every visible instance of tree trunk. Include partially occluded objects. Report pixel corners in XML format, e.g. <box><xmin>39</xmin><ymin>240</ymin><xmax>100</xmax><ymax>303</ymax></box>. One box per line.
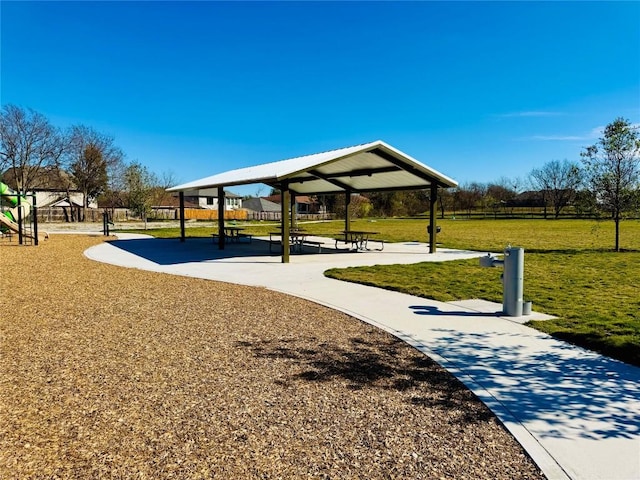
<box><xmin>615</xmin><ymin>214</ymin><xmax>620</xmax><ymax>252</ymax></box>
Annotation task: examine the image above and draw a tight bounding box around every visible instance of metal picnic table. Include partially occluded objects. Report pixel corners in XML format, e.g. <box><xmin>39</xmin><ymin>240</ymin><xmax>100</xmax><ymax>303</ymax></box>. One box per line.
<box><xmin>336</xmin><ymin>230</ymin><xmax>384</xmax><ymax>251</ymax></box>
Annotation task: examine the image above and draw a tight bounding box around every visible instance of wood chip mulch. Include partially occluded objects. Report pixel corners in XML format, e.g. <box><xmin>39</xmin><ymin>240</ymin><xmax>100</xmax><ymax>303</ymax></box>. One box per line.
<box><xmin>0</xmin><ymin>235</ymin><xmax>546</xmax><ymax>479</ymax></box>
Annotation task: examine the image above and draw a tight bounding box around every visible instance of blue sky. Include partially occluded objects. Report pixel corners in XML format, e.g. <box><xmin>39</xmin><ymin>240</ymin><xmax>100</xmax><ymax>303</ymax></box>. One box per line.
<box><xmin>2</xmin><ymin>1</ymin><xmax>639</xmax><ymax>196</ymax></box>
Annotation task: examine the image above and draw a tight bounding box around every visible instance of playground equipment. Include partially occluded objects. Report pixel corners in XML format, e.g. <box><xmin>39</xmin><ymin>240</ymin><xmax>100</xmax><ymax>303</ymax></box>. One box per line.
<box><xmin>480</xmin><ymin>246</ymin><xmax>532</xmax><ymax>317</ymax></box>
<box><xmin>0</xmin><ymin>181</ymin><xmax>43</xmax><ymax>245</ymax></box>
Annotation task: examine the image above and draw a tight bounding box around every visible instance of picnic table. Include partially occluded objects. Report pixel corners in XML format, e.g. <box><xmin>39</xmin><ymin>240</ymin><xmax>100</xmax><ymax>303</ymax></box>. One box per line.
<box><xmin>212</xmin><ymin>226</ymin><xmax>252</xmax><ymax>244</ymax></box>
<box><xmin>336</xmin><ymin>230</ymin><xmax>384</xmax><ymax>251</ymax></box>
<box><xmin>269</xmin><ymin>229</ymin><xmax>322</xmax><ymax>253</ymax></box>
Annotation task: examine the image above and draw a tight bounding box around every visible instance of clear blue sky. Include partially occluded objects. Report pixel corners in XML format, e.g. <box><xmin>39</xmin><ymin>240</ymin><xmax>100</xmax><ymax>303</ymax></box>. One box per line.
<box><xmin>2</xmin><ymin>1</ymin><xmax>639</xmax><ymax>196</ymax></box>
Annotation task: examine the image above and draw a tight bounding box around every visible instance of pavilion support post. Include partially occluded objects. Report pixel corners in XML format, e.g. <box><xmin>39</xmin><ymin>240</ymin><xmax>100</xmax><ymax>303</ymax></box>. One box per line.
<box><xmin>179</xmin><ymin>191</ymin><xmax>186</xmax><ymax>242</ymax></box>
<box><xmin>281</xmin><ymin>184</ymin><xmax>290</xmax><ymax>263</ymax></box>
<box><xmin>218</xmin><ymin>187</ymin><xmax>225</xmax><ymax>250</ymax></box>
<box><xmin>344</xmin><ymin>190</ymin><xmax>352</xmax><ymax>237</ymax></box>
<box><xmin>290</xmin><ymin>193</ymin><xmax>297</xmax><ymax>230</ymax></box>
<box><xmin>429</xmin><ymin>183</ymin><xmax>438</xmax><ymax>253</ymax></box>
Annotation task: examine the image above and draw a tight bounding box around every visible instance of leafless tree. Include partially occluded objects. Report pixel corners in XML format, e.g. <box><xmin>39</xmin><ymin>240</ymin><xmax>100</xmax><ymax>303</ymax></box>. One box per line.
<box><xmin>529</xmin><ymin>159</ymin><xmax>583</xmax><ymax>219</ymax></box>
<box><xmin>63</xmin><ymin>125</ymin><xmax>124</xmax><ymax>220</ymax></box>
<box><xmin>0</xmin><ymin>104</ymin><xmax>65</xmax><ymax>192</ymax></box>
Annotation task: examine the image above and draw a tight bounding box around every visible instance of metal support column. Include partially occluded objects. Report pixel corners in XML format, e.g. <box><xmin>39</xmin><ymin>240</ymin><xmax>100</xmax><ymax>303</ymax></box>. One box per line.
<box><xmin>429</xmin><ymin>183</ymin><xmax>438</xmax><ymax>253</ymax></box>
<box><xmin>179</xmin><ymin>192</ymin><xmax>186</xmax><ymax>242</ymax></box>
<box><xmin>344</xmin><ymin>190</ymin><xmax>352</xmax><ymax>235</ymax></box>
<box><xmin>218</xmin><ymin>187</ymin><xmax>225</xmax><ymax>250</ymax></box>
<box><xmin>281</xmin><ymin>184</ymin><xmax>290</xmax><ymax>263</ymax></box>
<box><xmin>290</xmin><ymin>193</ymin><xmax>297</xmax><ymax>230</ymax></box>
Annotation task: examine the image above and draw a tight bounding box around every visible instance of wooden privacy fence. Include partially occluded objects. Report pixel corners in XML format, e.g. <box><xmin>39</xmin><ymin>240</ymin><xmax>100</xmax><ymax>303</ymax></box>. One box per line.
<box><xmin>33</xmin><ymin>207</ymin><xmax>334</xmax><ymax>223</ymax></box>
<box><xmin>183</xmin><ymin>209</ymin><xmax>248</xmax><ymax>221</ymax></box>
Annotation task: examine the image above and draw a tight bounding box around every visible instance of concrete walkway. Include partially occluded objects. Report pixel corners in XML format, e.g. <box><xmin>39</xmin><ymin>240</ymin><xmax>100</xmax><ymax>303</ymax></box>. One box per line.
<box><xmin>83</xmin><ymin>233</ymin><xmax>640</xmax><ymax>480</ymax></box>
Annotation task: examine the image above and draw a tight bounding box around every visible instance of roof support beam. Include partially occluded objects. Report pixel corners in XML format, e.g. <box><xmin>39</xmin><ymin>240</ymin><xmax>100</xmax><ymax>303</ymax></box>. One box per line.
<box><xmin>370</xmin><ymin>147</ymin><xmax>441</xmax><ymax>186</ymax></box>
<box><xmin>286</xmin><ymin>165</ymin><xmax>401</xmax><ymax>184</ymax></box>
<box><xmin>307</xmin><ymin>169</ymin><xmax>352</xmax><ymax>191</ymax></box>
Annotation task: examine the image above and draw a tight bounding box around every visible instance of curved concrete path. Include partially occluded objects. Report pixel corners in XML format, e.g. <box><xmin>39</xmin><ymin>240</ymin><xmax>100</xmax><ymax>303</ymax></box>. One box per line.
<box><xmin>84</xmin><ymin>234</ymin><xmax>640</xmax><ymax>480</ymax></box>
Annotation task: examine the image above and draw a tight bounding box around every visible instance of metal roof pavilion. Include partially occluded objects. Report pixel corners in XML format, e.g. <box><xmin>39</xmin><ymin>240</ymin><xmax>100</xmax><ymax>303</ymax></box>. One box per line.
<box><xmin>167</xmin><ymin>140</ymin><xmax>458</xmax><ymax>262</ymax></box>
<box><xmin>167</xmin><ymin>140</ymin><xmax>457</xmax><ymax>194</ymax></box>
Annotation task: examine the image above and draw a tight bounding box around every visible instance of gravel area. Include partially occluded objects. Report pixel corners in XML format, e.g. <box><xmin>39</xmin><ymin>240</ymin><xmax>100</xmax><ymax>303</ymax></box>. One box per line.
<box><xmin>1</xmin><ymin>235</ymin><xmax>545</xmax><ymax>479</ymax></box>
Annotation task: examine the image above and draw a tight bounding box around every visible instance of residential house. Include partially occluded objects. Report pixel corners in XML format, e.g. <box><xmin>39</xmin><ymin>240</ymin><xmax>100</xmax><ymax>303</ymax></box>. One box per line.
<box><xmin>183</xmin><ymin>188</ymin><xmax>242</xmax><ymax>210</ymax></box>
<box><xmin>1</xmin><ymin>167</ymin><xmax>95</xmax><ymax>208</ymax></box>
<box><xmin>264</xmin><ymin>194</ymin><xmax>325</xmax><ymax>214</ymax></box>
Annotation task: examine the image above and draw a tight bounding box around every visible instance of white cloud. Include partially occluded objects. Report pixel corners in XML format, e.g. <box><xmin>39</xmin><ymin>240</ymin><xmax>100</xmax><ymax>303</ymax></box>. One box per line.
<box><xmin>527</xmin><ymin>135</ymin><xmax>585</xmax><ymax>141</ymax></box>
<box><xmin>499</xmin><ymin>111</ymin><xmax>566</xmax><ymax>118</ymax></box>
<box><xmin>522</xmin><ymin>122</ymin><xmax>639</xmax><ymax>142</ymax></box>
<box><xmin>589</xmin><ymin>126</ymin><xmax>605</xmax><ymax>138</ymax></box>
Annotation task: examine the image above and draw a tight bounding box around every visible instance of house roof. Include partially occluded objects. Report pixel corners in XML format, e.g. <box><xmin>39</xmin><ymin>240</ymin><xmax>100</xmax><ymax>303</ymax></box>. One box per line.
<box><xmin>264</xmin><ymin>194</ymin><xmax>318</xmax><ymax>205</ymax></box>
<box><xmin>242</xmin><ymin>197</ymin><xmax>281</xmax><ymax>212</ymax></box>
<box><xmin>167</xmin><ymin>140</ymin><xmax>457</xmax><ymax>195</ymax></box>
<box><xmin>50</xmin><ymin>198</ymin><xmax>84</xmax><ymax>208</ymax></box>
<box><xmin>183</xmin><ymin>188</ymin><xmax>241</xmax><ymax>198</ymax></box>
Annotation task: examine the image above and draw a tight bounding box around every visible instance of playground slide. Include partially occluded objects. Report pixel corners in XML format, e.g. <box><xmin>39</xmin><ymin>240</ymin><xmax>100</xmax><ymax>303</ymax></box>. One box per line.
<box><xmin>0</xmin><ymin>181</ymin><xmax>43</xmax><ymax>240</ymax></box>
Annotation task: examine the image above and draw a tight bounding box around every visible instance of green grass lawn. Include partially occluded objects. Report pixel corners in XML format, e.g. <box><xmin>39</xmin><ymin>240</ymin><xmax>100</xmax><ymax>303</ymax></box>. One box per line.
<box><xmin>118</xmin><ymin>218</ymin><xmax>640</xmax><ymax>366</ymax></box>
<box><xmin>325</xmin><ymin>218</ymin><xmax>640</xmax><ymax>367</ymax></box>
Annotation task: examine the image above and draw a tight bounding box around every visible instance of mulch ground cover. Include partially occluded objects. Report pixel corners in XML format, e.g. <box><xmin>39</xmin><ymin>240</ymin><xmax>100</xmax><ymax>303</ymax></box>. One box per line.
<box><xmin>0</xmin><ymin>235</ymin><xmax>545</xmax><ymax>479</ymax></box>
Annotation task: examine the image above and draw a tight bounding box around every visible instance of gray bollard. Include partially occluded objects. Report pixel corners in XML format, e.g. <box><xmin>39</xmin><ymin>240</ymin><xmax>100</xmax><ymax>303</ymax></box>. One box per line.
<box><xmin>480</xmin><ymin>246</ymin><xmax>525</xmax><ymax>317</ymax></box>
<box><xmin>502</xmin><ymin>247</ymin><xmax>524</xmax><ymax>317</ymax></box>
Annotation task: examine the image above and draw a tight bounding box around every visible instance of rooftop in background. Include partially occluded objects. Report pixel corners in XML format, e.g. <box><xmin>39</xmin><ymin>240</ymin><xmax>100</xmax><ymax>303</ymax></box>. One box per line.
<box><xmin>167</xmin><ymin>141</ymin><xmax>458</xmax><ymax>195</ymax></box>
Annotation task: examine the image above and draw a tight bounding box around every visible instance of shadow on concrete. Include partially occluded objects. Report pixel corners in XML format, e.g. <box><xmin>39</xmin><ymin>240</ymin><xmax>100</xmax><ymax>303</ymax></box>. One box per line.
<box><xmin>418</xmin><ymin>327</ymin><xmax>640</xmax><ymax>440</ymax></box>
<box><xmin>409</xmin><ymin>305</ymin><xmax>502</xmax><ymax>317</ymax></box>
<box><xmin>107</xmin><ymin>236</ymin><xmax>477</xmax><ymax>266</ymax></box>
<box><xmin>108</xmin><ymin>237</ymin><xmax>355</xmax><ymax>265</ymax></box>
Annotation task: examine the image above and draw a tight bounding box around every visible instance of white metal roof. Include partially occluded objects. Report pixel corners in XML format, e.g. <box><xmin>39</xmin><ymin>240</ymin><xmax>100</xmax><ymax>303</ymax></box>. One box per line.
<box><xmin>167</xmin><ymin>140</ymin><xmax>457</xmax><ymax>194</ymax></box>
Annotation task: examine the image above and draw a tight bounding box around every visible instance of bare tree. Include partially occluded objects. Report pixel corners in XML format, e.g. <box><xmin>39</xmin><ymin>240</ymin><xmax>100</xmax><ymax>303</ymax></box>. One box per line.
<box><xmin>529</xmin><ymin>159</ymin><xmax>583</xmax><ymax>219</ymax></box>
<box><xmin>124</xmin><ymin>161</ymin><xmax>157</xmax><ymax>227</ymax></box>
<box><xmin>149</xmin><ymin>170</ymin><xmax>178</xmax><ymax>209</ymax></box>
<box><xmin>581</xmin><ymin>118</ymin><xmax>640</xmax><ymax>251</ymax></box>
<box><xmin>64</xmin><ymin>125</ymin><xmax>124</xmax><ymax>220</ymax></box>
<box><xmin>0</xmin><ymin>105</ymin><xmax>64</xmax><ymax>192</ymax></box>
<box><xmin>455</xmin><ymin>182</ymin><xmax>486</xmax><ymax>217</ymax></box>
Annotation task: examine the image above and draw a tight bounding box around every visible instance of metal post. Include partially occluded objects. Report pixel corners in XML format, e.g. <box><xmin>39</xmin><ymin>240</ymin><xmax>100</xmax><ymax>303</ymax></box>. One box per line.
<box><xmin>502</xmin><ymin>247</ymin><xmax>524</xmax><ymax>316</ymax></box>
<box><xmin>33</xmin><ymin>201</ymin><xmax>39</xmax><ymax>246</ymax></box>
<box><xmin>290</xmin><ymin>193</ymin><xmax>297</xmax><ymax>230</ymax></box>
<box><xmin>179</xmin><ymin>192</ymin><xmax>186</xmax><ymax>242</ymax></box>
<box><xmin>281</xmin><ymin>184</ymin><xmax>290</xmax><ymax>263</ymax></box>
<box><xmin>218</xmin><ymin>187</ymin><xmax>225</xmax><ymax>250</ymax></box>
<box><xmin>429</xmin><ymin>183</ymin><xmax>437</xmax><ymax>253</ymax></box>
<box><xmin>344</xmin><ymin>190</ymin><xmax>352</xmax><ymax>235</ymax></box>
<box><xmin>17</xmin><ymin>193</ymin><xmax>23</xmax><ymax>245</ymax></box>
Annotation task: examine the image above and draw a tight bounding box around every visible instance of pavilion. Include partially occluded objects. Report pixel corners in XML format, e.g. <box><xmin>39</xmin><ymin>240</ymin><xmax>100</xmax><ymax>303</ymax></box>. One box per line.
<box><xmin>167</xmin><ymin>140</ymin><xmax>457</xmax><ymax>263</ymax></box>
